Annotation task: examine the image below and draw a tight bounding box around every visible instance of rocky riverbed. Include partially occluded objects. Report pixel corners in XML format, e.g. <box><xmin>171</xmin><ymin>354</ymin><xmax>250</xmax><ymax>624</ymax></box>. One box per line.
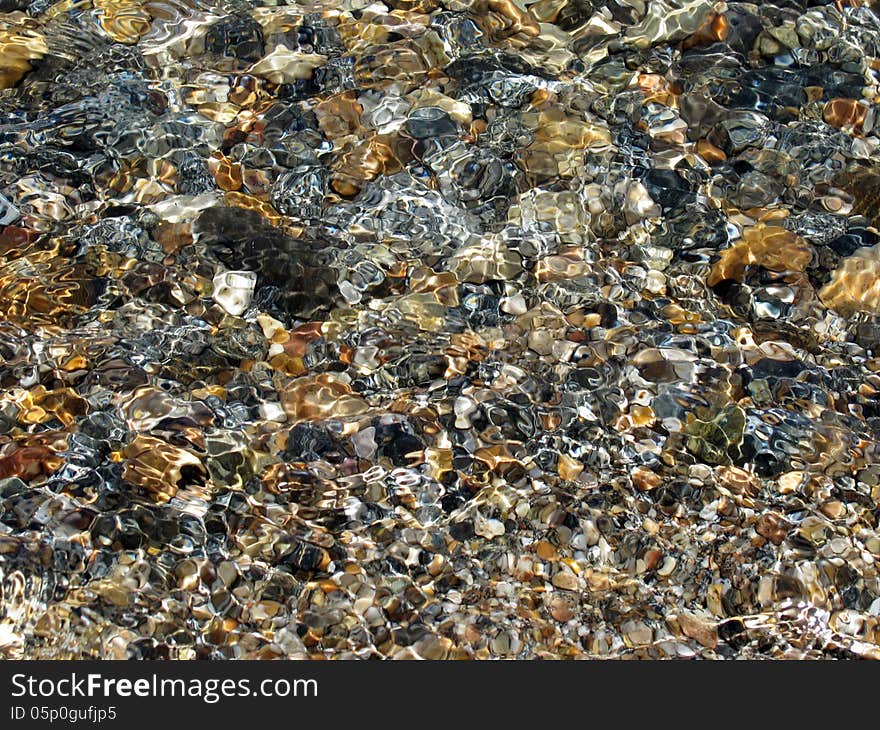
<box><xmin>1</xmin><ymin>0</ymin><xmax>880</xmax><ymax>659</ymax></box>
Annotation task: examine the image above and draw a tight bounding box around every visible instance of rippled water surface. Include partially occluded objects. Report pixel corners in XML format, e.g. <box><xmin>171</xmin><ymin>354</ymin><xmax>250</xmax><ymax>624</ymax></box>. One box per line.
<box><xmin>1</xmin><ymin>0</ymin><xmax>880</xmax><ymax>659</ymax></box>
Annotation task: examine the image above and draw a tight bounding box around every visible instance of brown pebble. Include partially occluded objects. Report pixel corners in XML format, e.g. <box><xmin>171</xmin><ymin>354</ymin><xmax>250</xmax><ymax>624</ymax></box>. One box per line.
<box><xmin>644</xmin><ymin>549</ymin><xmax>663</xmax><ymax>572</ymax></box>
<box><xmin>823</xmin><ymin>98</ymin><xmax>868</xmax><ymax>134</ymax></box>
<box><xmin>696</xmin><ymin>139</ymin><xmax>726</xmax><ymax>164</ymax></box>
<box><xmin>820</xmin><ymin>500</ymin><xmax>845</xmax><ymax>520</ymax></box>
<box><xmin>632</xmin><ymin>466</ymin><xmax>662</xmax><ymax>492</ymax></box>
<box><xmin>535</xmin><ymin>541</ymin><xmax>557</xmax><ymax>561</ymax></box>
<box><xmin>682</xmin><ymin>12</ymin><xmax>730</xmax><ymax>50</ymax></box>
<box><xmin>549</xmin><ymin>596</ymin><xmax>574</xmax><ymax>622</ymax></box>
<box><xmin>755</xmin><ymin>512</ymin><xmax>792</xmax><ymax>546</ymax></box>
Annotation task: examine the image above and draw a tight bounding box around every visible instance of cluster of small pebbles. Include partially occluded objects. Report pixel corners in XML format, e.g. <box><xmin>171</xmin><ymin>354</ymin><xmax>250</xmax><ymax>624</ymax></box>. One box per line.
<box><xmin>1</xmin><ymin>0</ymin><xmax>880</xmax><ymax>660</ymax></box>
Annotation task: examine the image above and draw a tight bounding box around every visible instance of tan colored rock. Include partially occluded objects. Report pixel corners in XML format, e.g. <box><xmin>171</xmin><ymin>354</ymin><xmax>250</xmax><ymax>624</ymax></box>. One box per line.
<box><xmin>622</xmin><ymin>620</ymin><xmax>653</xmax><ymax>647</ymax></box>
<box><xmin>94</xmin><ymin>0</ymin><xmax>152</xmax><ymax>44</ymax></box>
<box><xmin>0</xmin><ymin>24</ymin><xmax>47</xmax><ymax>88</ymax></box>
<box><xmin>249</xmin><ymin>47</ymin><xmax>327</xmax><ymax>85</ymax></box>
<box><xmin>820</xmin><ymin>244</ymin><xmax>880</xmax><ymax>315</ymax></box>
<box><xmin>449</xmin><ymin>236</ymin><xmax>522</xmax><ymax>283</ymax></box>
<box><xmin>123</xmin><ymin>435</ymin><xmax>204</xmax><ymax>503</ymax></box>
<box><xmin>279</xmin><ymin>373</ymin><xmax>369</xmax><ymax>422</ymax></box>
<box><xmin>677</xmin><ymin>611</ymin><xmax>718</xmax><ymax>649</ymax></box>
<box><xmin>708</xmin><ymin>225</ymin><xmax>813</xmax><ymax>287</ymax></box>
<box><xmin>551</xmin><ymin>570</ymin><xmax>579</xmax><ymax>591</ymax></box>
<box><xmin>557</xmin><ymin>454</ymin><xmax>584</xmax><ymax>481</ymax></box>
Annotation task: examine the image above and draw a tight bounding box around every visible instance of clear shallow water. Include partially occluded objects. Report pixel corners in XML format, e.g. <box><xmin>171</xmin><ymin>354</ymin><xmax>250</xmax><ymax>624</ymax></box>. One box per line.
<box><xmin>0</xmin><ymin>0</ymin><xmax>879</xmax><ymax>659</ymax></box>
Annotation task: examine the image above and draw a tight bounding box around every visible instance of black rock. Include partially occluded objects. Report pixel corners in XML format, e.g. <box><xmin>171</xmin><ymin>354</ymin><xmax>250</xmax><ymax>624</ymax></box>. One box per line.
<box><xmin>405</xmin><ymin>107</ymin><xmax>460</xmax><ymax>139</ymax></box>
<box><xmin>283</xmin><ymin>423</ymin><xmax>349</xmax><ymax>463</ymax></box>
<box><xmin>281</xmin><ymin>540</ymin><xmax>325</xmax><ymax>572</ymax></box>
<box><xmin>205</xmin><ymin>15</ymin><xmax>265</xmax><ymax>62</ymax></box>
<box><xmin>373</xmin><ymin>422</ymin><xmax>424</xmax><ymax>466</ymax></box>
<box><xmin>196</xmin><ymin>207</ymin><xmax>339</xmax><ymax>323</ymax></box>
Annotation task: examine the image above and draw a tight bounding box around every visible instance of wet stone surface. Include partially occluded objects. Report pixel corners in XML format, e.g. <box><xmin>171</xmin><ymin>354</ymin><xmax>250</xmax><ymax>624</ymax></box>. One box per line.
<box><xmin>1</xmin><ymin>0</ymin><xmax>880</xmax><ymax>660</ymax></box>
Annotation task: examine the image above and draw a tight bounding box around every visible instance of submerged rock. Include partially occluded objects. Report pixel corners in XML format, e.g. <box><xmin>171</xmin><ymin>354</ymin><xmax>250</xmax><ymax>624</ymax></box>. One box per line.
<box><xmin>1</xmin><ymin>0</ymin><xmax>879</xmax><ymax>663</ymax></box>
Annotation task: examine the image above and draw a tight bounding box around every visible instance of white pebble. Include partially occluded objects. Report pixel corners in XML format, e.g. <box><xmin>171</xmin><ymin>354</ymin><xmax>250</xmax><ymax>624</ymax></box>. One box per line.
<box><xmin>213</xmin><ymin>270</ymin><xmax>256</xmax><ymax>317</ymax></box>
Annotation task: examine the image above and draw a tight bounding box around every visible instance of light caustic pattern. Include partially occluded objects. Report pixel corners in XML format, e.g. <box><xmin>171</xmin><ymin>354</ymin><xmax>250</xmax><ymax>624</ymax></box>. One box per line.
<box><xmin>1</xmin><ymin>0</ymin><xmax>880</xmax><ymax>660</ymax></box>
